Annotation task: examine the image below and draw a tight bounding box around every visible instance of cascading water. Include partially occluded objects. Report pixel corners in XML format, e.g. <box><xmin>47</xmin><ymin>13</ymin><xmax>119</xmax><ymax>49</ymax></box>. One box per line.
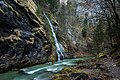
<box><xmin>43</xmin><ymin>12</ymin><xmax>64</xmax><ymax>61</ymax></box>
<box><xmin>68</xmin><ymin>29</ymin><xmax>76</xmax><ymax>45</ymax></box>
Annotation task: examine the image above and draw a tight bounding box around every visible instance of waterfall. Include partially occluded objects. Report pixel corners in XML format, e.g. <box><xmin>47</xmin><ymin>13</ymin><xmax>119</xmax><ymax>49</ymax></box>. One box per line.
<box><xmin>44</xmin><ymin>12</ymin><xmax>64</xmax><ymax>61</ymax></box>
<box><xmin>68</xmin><ymin>29</ymin><xmax>76</xmax><ymax>45</ymax></box>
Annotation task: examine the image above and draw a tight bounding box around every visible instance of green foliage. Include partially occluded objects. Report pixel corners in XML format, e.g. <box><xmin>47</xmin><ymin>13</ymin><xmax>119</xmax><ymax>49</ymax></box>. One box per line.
<box><xmin>41</xmin><ymin>0</ymin><xmax>58</xmax><ymax>12</ymax></box>
<box><xmin>36</xmin><ymin>4</ymin><xmax>42</xmax><ymax>16</ymax></box>
<box><xmin>82</xmin><ymin>15</ymin><xmax>88</xmax><ymax>38</ymax></box>
<box><xmin>82</xmin><ymin>27</ymin><xmax>87</xmax><ymax>38</ymax></box>
<box><xmin>93</xmin><ymin>22</ymin><xmax>104</xmax><ymax>52</ymax></box>
<box><xmin>83</xmin><ymin>18</ymin><xmax>88</xmax><ymax>26</ymax></box>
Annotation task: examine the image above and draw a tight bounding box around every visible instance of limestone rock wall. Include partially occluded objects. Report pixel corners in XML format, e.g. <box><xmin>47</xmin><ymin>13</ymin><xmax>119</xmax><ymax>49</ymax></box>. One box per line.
<box><xmin>0</xmin><ymin>0</ymin><xmax>51</xmax><ymax>72</ymax></box>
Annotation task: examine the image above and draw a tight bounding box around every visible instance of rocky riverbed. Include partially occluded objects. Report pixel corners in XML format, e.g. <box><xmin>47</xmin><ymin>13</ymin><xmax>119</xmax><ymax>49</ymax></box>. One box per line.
<box><xmin>52</xmin><ymin>56</ymin><xmax>120</xmax><ymax>80</ymax></box>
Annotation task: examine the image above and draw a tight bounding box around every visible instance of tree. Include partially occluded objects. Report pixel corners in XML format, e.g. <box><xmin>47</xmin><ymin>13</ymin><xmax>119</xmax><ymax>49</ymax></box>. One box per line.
<box><xmin>96</xmin><ymin>0</ymin><xmax>120</xmax><ymax>49</ymax></box>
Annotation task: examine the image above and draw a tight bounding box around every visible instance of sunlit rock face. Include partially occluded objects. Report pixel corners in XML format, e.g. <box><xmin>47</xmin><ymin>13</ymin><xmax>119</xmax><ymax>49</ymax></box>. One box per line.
<box><xmin>58</xmin><ymin>0</ymin><xmax>103</xmax><ymax>53</ymax></box>
<box><xmin>14</xmin><ymin>0</ymin><xmax>37</xmax><ymax>14</ymax></box>
<box><xmin>60</xmin><ymin>0</ymin><xmax>68</xmax><ymax>5</ymax></box>
<box><xmin>0</xmin><ymin>0</ymin><xmax>51</xmax><ymax>72</ymax></box>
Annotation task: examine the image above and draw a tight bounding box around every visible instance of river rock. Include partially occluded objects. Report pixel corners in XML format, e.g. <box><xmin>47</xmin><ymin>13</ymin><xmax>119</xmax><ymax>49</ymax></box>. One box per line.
<box><xmin>70</xmin><ymin>72</ymin><xmax>88</xmax><ymax>80</ymax></box>
<box><xmin>0</xmin><ymin>0</ymin><xmax>51</xmax><ymax>72</ymax></box>
<box><xmin>89</xmin><ymin>77</ymin><xmax>102</xmax><ymax>80</ymax></box>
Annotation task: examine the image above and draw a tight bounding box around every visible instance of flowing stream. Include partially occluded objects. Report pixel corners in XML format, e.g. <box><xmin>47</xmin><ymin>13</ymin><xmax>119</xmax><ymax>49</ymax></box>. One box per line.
<box><xmin>0</xmin><ymin>13</ymin><xmax>95</xmax><ymax>80</ymax></box>
<box><xmin>0</xmin><ymin>56</ymin><xmax>95</xmax><ymax>80</ymax></box>
<box><xmin>44</xmin><ymin>12</ymin><xmax>64</xmax><ymax>61</ymax></box>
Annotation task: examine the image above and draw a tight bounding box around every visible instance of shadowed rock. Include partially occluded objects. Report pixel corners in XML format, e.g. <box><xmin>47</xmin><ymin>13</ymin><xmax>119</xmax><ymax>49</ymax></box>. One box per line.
<box><xmin>0</xmin><ymin>0</ymin><xmax>51</xmax><ymax>72</ymax></box>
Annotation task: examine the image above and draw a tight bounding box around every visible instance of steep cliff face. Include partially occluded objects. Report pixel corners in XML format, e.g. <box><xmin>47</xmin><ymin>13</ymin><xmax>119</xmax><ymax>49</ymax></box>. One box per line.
<box><xmin>0</xmin><ymin>0</ymin><xmax>51</xmax><ymax>72</ymax></box>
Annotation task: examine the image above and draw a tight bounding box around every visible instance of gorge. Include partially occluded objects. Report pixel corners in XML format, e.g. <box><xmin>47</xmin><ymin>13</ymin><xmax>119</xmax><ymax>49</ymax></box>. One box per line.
<box><xmin>0</xmin><ymin>0</ymin><xmax>120</xmax><ymax>80</ymax></box>
<box><xmin>44</xmin><ymin>12</ymin><xmax>64</xmax><ymax>61</ymax></box>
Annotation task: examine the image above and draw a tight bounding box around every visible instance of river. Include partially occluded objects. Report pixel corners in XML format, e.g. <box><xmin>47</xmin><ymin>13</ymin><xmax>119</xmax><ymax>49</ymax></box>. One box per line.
<box><xmin>0</xmin><ymin>56</ymin><xmax>95</xmax><ymax>80</ymax></box>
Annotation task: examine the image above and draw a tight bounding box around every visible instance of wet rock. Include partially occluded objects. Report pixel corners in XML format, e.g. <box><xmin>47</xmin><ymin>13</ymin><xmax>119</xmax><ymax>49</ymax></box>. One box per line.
<box><xmin>0</xmin><ymin>0</ymin><xmax>51</xmax><ymax>72</ymax></box>
<box><xmin>89</xmin><ymin>77</ymin><xmax>102</xmax><ymax>80</ymax></box>
<box><xmin>70</xmin><ymin>72</ymin><xmax>88</xmax><ymax>80</ymax></box>
<box><xmin>52</xmin><ymin>74</ymin><xmax>69</xmax><ymax>80</ymax></box>
<box><xmin>99</xmin><ymin>65</ymin><xmax>107</xmax><ymax>71</ymax></box>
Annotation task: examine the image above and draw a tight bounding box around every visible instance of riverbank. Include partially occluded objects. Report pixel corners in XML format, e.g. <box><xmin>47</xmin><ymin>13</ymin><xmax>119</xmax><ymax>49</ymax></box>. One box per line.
<box><xmin>0</xmin><ymin>56</ymin><xmax>95</xmax><ymax>80</ymax></box>
<box><xmin>52</xmin><ymin>56</ymin><xmax>120</xmax><ymax>80</ymax></box>
<box><xmin>0</xmin><ymin>55</ymin><xmax>119</xmax><ymax>80</ymax></box>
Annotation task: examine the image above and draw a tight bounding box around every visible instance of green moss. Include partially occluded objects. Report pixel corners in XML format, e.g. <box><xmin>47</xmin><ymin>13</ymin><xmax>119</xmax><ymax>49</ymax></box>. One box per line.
<box><xmin>53</xmin><ymin>74</ymin><xmax>69</xmax><ymax>80</ymax></box>
<box><xmin>36</xmin><ymin>3</ymin><xmax>42</xmax><ymax>16</ymax></box>
<box><xmin>82</xmin><ymin>27</ymin><xmax>87</xmax><ymax>38</ymax></box>
<box><xmin>60</xmin><ymin>67</ymin><xmax>78</xmax><ymax>74</ymax></box>
<box><xmin>49</xmin><ymin>13</ymin><xmax>58</xmax><ymax>25</ymax></box>
<box><xmin>97</xmin><ymin>52</ymin><xmax>107</xmax><ymax>58</ymax></box>
<box><xmin>111</xmin><ymin>53</ymin><xmax>120</xmax><ymax>57</ymax></box>
<box><xmin>61</xmin><ymin>68</ymin><xmax>72</xmax><ymax>73</ymax></box>
<box><xmin>116</xmin><ymin>59</ymin><xmax>120</xmax><ymax>65</ymax></box>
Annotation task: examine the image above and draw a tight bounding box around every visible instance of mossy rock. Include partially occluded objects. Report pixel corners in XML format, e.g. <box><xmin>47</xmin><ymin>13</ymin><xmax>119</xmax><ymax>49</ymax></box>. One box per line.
<box><xmin>116</xmin><ymin>59</ymin><xmax>120</xmax><ymax>66</ymax></box>
<box><xmin>110</xmin><ymin>53</ymin><xmax>120</xmax><ymax>57</ymax></box>
<box><xmin>73</xmin><ymin>72</ymin><xmax>88</xmax><ymax>80</ymax></box>
<box><xmin>97</xmin><ymin>52</ymin><xmax>107</xmax><ymax>58</ymax></box>
<box><xmin>76</xmin><ymin>60</ymin><xmax>86</xmax><ymax>64</ymax></box>
<box><xmin>49</xmin><ymin>14</ymin><xmax>58</xmax><ymax>25</ymax></box>
<box><xmin>48</xmin><ymin>52</ymin><xmax>56</xmax><ymax>62</ymax></box>
<box><xmin>52</xmin><ymin>74</ymin><xmax>69</xmax><ymax>80</ymax></box>
<box><xmin>60</xmin><ymin>67</ymin><xmax>77</xmax><ymax>74</ymax></box>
